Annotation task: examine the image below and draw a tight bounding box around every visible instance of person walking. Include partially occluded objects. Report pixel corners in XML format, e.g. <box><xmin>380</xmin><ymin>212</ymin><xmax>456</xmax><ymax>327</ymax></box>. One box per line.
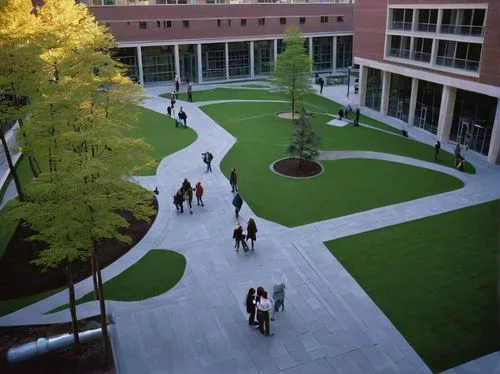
<box><xmin>232</xmin><ymin>192</ymin><xmax>243</xmax><ymax>218</ymax></box>
<box><xmin>230</xmin><ymin>168</ymin><xmax>238</xmax><ymax>192</ymax></box>
<box><xmin>354</xmin><ymin>107</ymin><xmax>360</xmax><ymax>126</ymax></box>
<box><xmin>178</xmin><ymin>107</ymin><xmax>187</xmax><ymax>127</ymax></box>
<box><xmin>270</xmin><ymin>283</ymin><xmax>285</xmax><ymax>321</ymax></box>
<box><xmin>246</xmin><ymin>288</ymin><xmax>259</xmax><ymax>327</ymax></box>
<box><xmin>318</xmin><ymin>77</ymin><xmax>324</xmax><ymax>94</ymax></box>
<box><xmin>175</xmin><ymin>73</ymin><xmax>180</xmax><ymax>94</ymax></box>
<box><xmin>434</xmin><ymin>140</ymin><xmax>441</xmax><ymax>161</ymax></box>
<box><xmin>246</xmin><ymin>217</ymin><xmax>257</xmax><ymax>251</ymax></box>
<box><xmin>338</xmin><ymin>108</ymin><xmax>344</xmax><ymax>120</ymax></box>
<box><xmin>173</xmin><ymin>189</ymin><xmax>184</xmax><ymax>214</ymax></box>
<box><xmin>233</xmin><ymin>225</ymin><xmax>243</xmax><ymax>253</ymax></box>
<box><xmin>187</xmin><ymin>82</ymin><xmax>193</xmax><ymax>102</ymax></box>
<box><xmin>195</xmin><ymin>181</ymin><xmax>204</xmax><ymax>207</ymax></box>
<box><xmin>256</xmin><ymin>291</ymin><xmax>273</xmax><ymax>336</ymax></box>
<box><xmin>454</xmin><ymin>143</ymin><xmax>461</xmax><ymax>165</ymax></box>
<box><xmin>170</xmin><ymin>91</ymin><xmax>176</xmax><ymax>117</ymax></box>
<box><xmin>202</xmin><ymin>152</ymin><xmax>213</xmax><ymax>172</ymax></box>
<box><xmin>184</xmin><ymin>187</ymin><xmax>193</xmax><ymax>214</ymax></box>
<box><xmin>167</xmin><ymin>105</ymin><xmax>172</xmax><ymax>118</ymax></box>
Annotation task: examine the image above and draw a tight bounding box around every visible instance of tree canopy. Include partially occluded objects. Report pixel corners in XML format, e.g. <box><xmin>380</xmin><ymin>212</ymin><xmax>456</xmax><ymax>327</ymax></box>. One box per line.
<box><xmin>287</xmin><ymin>107</ymin><xmax>320</xmax><ymax>170</ymax></box>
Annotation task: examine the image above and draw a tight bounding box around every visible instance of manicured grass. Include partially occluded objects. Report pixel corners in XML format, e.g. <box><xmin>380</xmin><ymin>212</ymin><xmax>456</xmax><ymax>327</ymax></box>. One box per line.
<box><xmin>201</xmin><ymin>102</ymin><xmax>464</xmax><ymax>227</ymax></box>
<box><xmin>48</xmin><ymin>249</ymin><xmax>186</xmax><ymax>313</ymax></box>
<box><xmin>0</xmin><ymin>288</ymin><xmax>63</xmax><ymax>318</ymax></box>
<box><xmin>325</xmin><ymin>200</ymin><xmax>500</xmax><ymax>372</ymax></box>
<box><xmin>126</xmin><ymin>105</ymin><xmax>197</xmax><ymax>175</ymax></box>
<box><xmin>238</xmin><ymin>84</ymin><xmax>270</xmax><ymax>88</ymax></box>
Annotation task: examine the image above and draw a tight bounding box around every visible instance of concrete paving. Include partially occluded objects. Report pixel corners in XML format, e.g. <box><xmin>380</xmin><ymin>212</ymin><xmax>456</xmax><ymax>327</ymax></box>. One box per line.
<box><xmin>1</xmin><ymin>81</ymin><xmax>499</xmax><ymax>374</ymax></box>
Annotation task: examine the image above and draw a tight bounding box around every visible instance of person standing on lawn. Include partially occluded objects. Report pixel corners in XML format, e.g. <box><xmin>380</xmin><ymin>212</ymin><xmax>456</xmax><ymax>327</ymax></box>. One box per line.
<box><xmin>434</xmin><ymin>140</ymin><xmax>441</xmax><ymax>161</ymax></box>
<box><xmin>232</xmin><ymin>192</ymin><xmax>243</xmax><ymax>218</ymax></box>
<box><xmin>195</xmin><ymin>181</ymin><xmax>204</xmax><ymax>207</ymax></box>
<box><xmin>318</xmin><ymin>76</ymin><xmax>324</xmax><ymax>94</ymax></box>
<box><xmin>246</xmin><ymin>217</ymin><xmax>257</xmax><ymax>251</ymax></box>
<box><xmin>230</xmin><ymin>168</ymin><xmax>238</xmax><ymax>192</ymax></box>
<box><xmin>187</xmin><ymin>82</ymin><xmax>193</xmax><ymax>102</ymax></box>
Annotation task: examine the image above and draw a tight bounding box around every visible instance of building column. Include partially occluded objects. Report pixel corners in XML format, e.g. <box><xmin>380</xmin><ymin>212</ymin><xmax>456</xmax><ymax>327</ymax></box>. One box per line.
<box><xmin>225</xmin><ymin>42</ymin><xmax>230</xmax><ymax>80</ymax></box>
<box><xmin>250</xmin><ymin>41</ymin><xmax>255</xmax><ymax>78</ymax></box>
<box><xmin>197</xmin><ymin>43</ymin><xmax>203</xmax><ymax>84</ymax></box>
<box><xmin>436</xmin><ymin>9</ymin><xmax>443</xmax><ymax>34</ymax></box>
<box><xmin>380</xmin><ymin>71</ymin><xmax>391</xmax><ymax>116</ymax></box>
<box><xmin>174</xmin><ymin>44</ymin><xmax>180</xmax><ymax>82</ymax></box>
<box><xmin>436</xmin><ymin>85</ymin><xmax>457</xmax><ymax>142</ymax></box>
<box><xmin>332</xmin><ymin>36</ymin><xmax>337</xmax><ymax>72</ymax></box>
<box><xmin>136</xmin><ymin>46</ymin><xmax>144</xmax><ymax>86</ymax></box>
<box><xmin>358</xmin><ymin>65</ymin><xmax>367</xmax><ymax>107</ymax></box>
<box><xmin>273</xmin><ymin>39</ymin><xmax>278</xmax><ymax>64</ymax></box>
<box><xmin>487</xmin><ymin>100</ymin><xmax>500</xmax><ymax>164</ymax></box>
<box><xmin>408</xmin><ymin>78</ymin><xmax>419</xmax><ymax>126</ymax></box>
<box><xmin>309</xmin><ymin>37</ymin><xmax>313</xmax><ymax>58</ymax></box>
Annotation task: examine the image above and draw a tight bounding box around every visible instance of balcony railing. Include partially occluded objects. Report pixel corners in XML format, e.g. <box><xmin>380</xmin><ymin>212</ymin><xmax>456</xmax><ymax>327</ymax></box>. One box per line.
<box><xmin>411</xmin><ymin>51</ymin><xmax>431</xmax><ymax>63</ymax></box>
<box><xmin>439</xmin><ymin>24</ymin><xmax>484</xmax><ymax>37</ymax></box>
<box><xmin>84</xmin><ymin>0</ymin><xmax>355</xmax><ymax>5</ymax></box>
<box><xmin>389</xmin><ymin>21</ymin><xmax>413</xmax><ymax>31</ymax></box>
<box><xmin>435</xmin><ymin>56</ymin><xmax>479</xmax><ymax>72</ymax></box>
<box><xmin>388</xmin><ymin>48</ymin><xmax>410</xmax><ymax>59</ymax></box>
<box><xmin>416</xmin><ymin>23</ymin><xmax>437</xmax><ymax>33</ymax></box>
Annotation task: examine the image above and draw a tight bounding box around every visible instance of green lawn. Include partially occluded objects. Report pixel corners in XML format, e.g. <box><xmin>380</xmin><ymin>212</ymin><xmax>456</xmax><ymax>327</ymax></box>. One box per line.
<box><xmin>325</xmin><ymin>200</ymin><xmax>500</xmax><ymax>372</ymax></box>
<box><xmin>126</xmin><ymin>105</ymin><xmax>197</xmax><ymax>175</ymax></box>
<box><xmin>48</xmin><ymin>249</ymin><xmax>186</xmax><ymax>314</ymax></box>
<box><xmin>201</xmin><ymin>101</ymin><xmax>464</xmax><ymax>227</ymax></box>
<box><xmin>0</xmin><ymin>288</ymin><xmax>63</xmax><ymax>318</ymax></box>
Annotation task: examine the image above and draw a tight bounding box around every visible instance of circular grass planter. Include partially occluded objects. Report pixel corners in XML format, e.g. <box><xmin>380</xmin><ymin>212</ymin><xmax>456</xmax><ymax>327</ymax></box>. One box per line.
<box><xmin>270</xmin><ymin>157</ymin><xmax>324</xmax><ymax>179</ymax></box>
<box><xmin>275</xmin><ymin>111</ymin><xmax>313</xmax><ymax>120</ymax></box>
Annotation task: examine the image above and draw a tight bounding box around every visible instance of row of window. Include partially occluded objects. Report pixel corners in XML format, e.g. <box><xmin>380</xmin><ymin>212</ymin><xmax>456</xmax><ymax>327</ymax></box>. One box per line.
<box><xmin>138</xmin><ymin>16</ymin><xmax>344</xmax><ymax>29</ymax></box>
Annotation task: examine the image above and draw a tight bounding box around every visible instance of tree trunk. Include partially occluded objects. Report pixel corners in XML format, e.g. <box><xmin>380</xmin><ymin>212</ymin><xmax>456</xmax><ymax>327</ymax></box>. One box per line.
<box><xmin>94</xmin><ymin>245</ymin><xmax>109</xmax><ymax>362</ymax></box>
<box><xmin>91</xmin><ymin>247</ymin><xmax>100</xmax><ymax>300</ymax></box>
<box><xmin>17</xmin><ymin>119</ymin><xmax>40</xmax><ymax>178</ymax></box>
<box><xmin>67</xmin><ymin>259</ymin><xmax>80</xmax><ymax>349</ymax></box>
<box><xmin>0</xmin><ymin>123</ymin><xmax>24</xmax><ymax>202</ymax></box>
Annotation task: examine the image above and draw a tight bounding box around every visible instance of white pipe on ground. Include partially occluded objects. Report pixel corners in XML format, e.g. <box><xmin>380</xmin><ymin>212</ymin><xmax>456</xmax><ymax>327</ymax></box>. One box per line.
<box><xmin>6</xmin><ymin>327</ymin><xmax>103</xmax><ymax>364</ymax></box>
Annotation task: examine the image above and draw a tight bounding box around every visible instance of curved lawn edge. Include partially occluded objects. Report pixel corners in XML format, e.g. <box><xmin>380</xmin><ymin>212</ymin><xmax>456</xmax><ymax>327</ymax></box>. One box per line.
<box><xmin>46</xmin><ymin>249</ymin><xmax>186</xmax><ymax>314</ymax></box>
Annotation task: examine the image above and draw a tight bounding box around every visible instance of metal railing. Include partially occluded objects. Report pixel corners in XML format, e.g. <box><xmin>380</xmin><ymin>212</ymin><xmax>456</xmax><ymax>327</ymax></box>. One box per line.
<box><xmin>439</xmin><ymin>24</ymin><xmax>484</xmax><ymax>37</ymax></box>
<box><xmin>388</xmin><ymin>48</ymin><xmax>410</xmax><ymax>59</ymax></box>
<box><xmin>416</xmin><ymin>23</ymin><xmax>437</xmax><ymax>33</ymax></box>
<box><xmin>389</xmin><ymin>21</ymin><xmax>413</xmax><ymax>31</ymax></box>
<box><xmin>411</xmin><ymin>51</ymin><xmax>431</xmax><ymax>63</ymax></box>
<box><xmin>84</xmin><ymin>0</ymin><xmax>355</xmax><ymax>5</ymax></box>
<box><xmin>435</xmin><ymin>56</ymin><xmax>479</xmax><ymax>71</ymax></box>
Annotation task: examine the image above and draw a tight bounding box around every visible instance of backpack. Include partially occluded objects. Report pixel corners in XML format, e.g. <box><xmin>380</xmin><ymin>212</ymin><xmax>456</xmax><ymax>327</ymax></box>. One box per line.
<box><xmin>208</xmin><ymin>153</ymin><xmax>213</xmax><ymax>162</ymax></box>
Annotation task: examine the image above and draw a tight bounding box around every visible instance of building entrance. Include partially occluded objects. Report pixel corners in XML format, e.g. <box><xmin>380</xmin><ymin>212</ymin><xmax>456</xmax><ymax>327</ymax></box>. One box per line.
<box><xmin>457</xmin><ymin>117</ymin><xmax>489</xmax><ymax>154</ymax></box>
<box><xmin>179</xmin><ymin>45</ymin><xmax>198</xmax><ymax>83</ymax></box>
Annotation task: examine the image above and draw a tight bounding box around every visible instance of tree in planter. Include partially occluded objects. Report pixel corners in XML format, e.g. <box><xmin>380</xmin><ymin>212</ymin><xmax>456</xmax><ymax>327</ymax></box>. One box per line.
<box><xmin>0</xmin><ymin>0</ymin><xmax>44</xmax><ymax>200</ymax></box>
<box><xmin>272</xmin><ymin>26</ymin><xmax>314</xmax><ymax>119</ymax></box>
<box><xmin>287</xmin><ymin>107</ymin><xmax>320</xmax><ymax>171</ymax></box>
<box><xmin>11</xmin><ymin>0</ymin><xmax>155</xmax><ymax>360</ymax></box>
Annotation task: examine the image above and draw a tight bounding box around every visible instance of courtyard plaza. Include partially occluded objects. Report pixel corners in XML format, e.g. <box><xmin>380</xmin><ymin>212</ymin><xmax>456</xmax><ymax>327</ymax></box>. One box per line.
<box><xmin>0</xmin><ymin>81</ymin><xmax>499</xmax><ymax>373</ymax></box>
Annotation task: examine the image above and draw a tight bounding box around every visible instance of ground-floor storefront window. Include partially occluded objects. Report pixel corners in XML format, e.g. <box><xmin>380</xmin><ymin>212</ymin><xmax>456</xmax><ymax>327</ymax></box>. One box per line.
<box><xmin>414</xmin><ymin>80</ymin><xmax>442</xmax><ymax>134</ymax></box>
<box><xmin>388</xmin><ymin>73</ymin><xmax>412</xmax><ymax>123</ymax></box>
<box><xmin>202</xmin><ymin>43</ymin><xmax>226</xmax><ymax>81</ymax></box>
<box><xmin>365</xmin><ymin>67</ymin><xmax>382</xmax><ymax>112</ymax></box>
<box><xmin>142</xmin><ymin>46</ymin><xmax>175</xmax><ymax>83</ymax></box>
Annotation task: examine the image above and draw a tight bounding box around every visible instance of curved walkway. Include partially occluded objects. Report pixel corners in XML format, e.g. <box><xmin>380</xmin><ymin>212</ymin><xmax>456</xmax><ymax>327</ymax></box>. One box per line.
<box><xmin>1</xmin><ymin>85</ymin><xmax>500</xmax><ymax>374</ymax></box>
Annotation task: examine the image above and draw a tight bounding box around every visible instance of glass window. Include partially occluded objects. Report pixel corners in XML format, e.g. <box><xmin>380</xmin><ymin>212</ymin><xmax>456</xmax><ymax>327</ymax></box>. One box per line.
<box><xmin>321</xmin><ymin>16</ymin><xmax>328</xmax><ymax>23</ymax></box>
<box><xmin>202</xmin><ymin>43</ymin><xmax>226</xmax><ymax>81</ymax></box>
<box><xmin>183</xmin><ymin>20</ymin><xmax>189</xmax><ymax>28</ymax></box>
<box><xmin>280</xmin><ymin>18</ymin><xmax>286</xmax><ymax>25</ymax></box>
<box><xmin>142</xmin><ymin>46</ymin><xmax>175</xmax><ymax>83</ymax></box>
<box><xmin>365</xmin><ymin>67</ymin><xmax>382</xmax><ymax>111</ymax></box>
<box><xmin>299</xmin><ymin>17</ymin><xmax>306</xmax><ymax>25</ymax></box>
<box><xmin>113</xmin><ymin>47</ymin><xmax>139</xmax><ymax>82</ymax></box>
<box><xmin>217</xmin><ymin>19</ymin><xmax>221</xmax><ymax>27</ymax></box>
<box><xmin>228</xmin><ymin>42</ymin><xmax>249</xmax><ymax>78</ymax></box>
<box><xmin>258</xmin><ymin>18</ymin><xmax>265</xmax><ymax>26</ymax></box>
<box><xmin>336</xmin><ymin>36</ymin><xmax>352</xmax><ymax>68</ymax></box>
<box><xmin>312</xmin><ymin>37</ymin><xmax>332</xmax><ymax>72</ymax></box>
<box><xmin>139</xmin><ymin>21</ymin><xmax>147</xmax><ymax>29</ymax></box>
<box><xmin>254</xmin><ymin>40</ymin><xmax>273</xmax><ymax>76</ymax></box>
<box><xmin>241</xmin><ymin>19</ymin><xmax>246</xmax><ymax>27</ymax></box>
<box><xmin>337</xmin><ymin>16</ymin><xmax>344</xmax><ymax>23</ymax></box>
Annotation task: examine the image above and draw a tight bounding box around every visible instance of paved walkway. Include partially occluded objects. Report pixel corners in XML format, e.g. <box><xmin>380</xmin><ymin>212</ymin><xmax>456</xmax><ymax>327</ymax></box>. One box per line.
<box><xmin>1</xmin><ymin>82</ymin><xmax>500</xmax><ymax>374</ymax></box>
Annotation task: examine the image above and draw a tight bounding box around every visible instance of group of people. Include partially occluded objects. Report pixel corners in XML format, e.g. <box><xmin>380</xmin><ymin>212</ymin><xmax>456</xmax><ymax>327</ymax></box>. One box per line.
<box><xmin>245</xmin><ymin>283</ymin><xmax>286</xmax><ymax>336</ymax></box>
<box><xmin>434</xmin><ymin>140</ymin><xmax>466</xmax><ymax>171</ymax></box>
<box><xmin>232</xmin><ymin>217</ymin><xmax>257</xmax><ymax>253</ymax></box>
<box><xmin>173</xmin><ymin>178</ymin><xmax>204</xmax><ymax>214</ymax></box>
<box><xmin>338</xmin><ymin>105</ymin><xmax>361</xmax><ymax>126</ymax></box>
<box><xmin>166</xmin><ymin>76</ymin><xmax>193</xmax><ymax>127</ymax></box>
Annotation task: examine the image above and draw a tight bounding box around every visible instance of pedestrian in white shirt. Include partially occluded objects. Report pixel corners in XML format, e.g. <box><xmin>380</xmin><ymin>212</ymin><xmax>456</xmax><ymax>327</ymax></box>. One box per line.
<box><xmin>256</xmin><ymin>291</ymin><xmax>273</xmax><ymax>336</ymax></box>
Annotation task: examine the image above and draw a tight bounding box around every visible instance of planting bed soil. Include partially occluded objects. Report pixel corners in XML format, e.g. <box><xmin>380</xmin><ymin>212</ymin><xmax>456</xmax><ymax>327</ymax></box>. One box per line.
<box><xmin>273</xmin><ymin>158</ymin><xmax>322</xmax><ymax>178</ymax></box>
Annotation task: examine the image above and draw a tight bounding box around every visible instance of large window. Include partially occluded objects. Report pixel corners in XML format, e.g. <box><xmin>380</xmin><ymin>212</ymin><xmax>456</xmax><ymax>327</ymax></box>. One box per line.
<box><xmin>365</xmin><ymin>67</ymin><xmax>382</xmax><ymax>111</ymax></box>
<box><xmin>441</xmin><ymin>9</ymin><xmax>485</xmax><ymax>36</ymax></box>
<box><xmin>417</xmin><ymin>9</ymin><xmax>438</xmax><ymax>32</ymax></box>
<box><xmin>254</xmin><ymin>40</ymin><xmax>273</xmax><ymax>76</ymax></box>
<box><xmin>312</xmin><ymin>37</ymin><xmax>332</xmax><ymax>72</ymax></box>
<box><xmin>388</xmin><ymin>35</ymin><xmax>411</xmax><ymax>59</ymax></box>
<box><xmin>414</xmin><ymin>80</ymin><xmax>442</xmax><ymax>134</ymax></box>
<box><xmin>202</xmin><ymin>43</ymin><xmax>226</xmax><ymax>81</ymax></box>
<box><xmin>336</xmin><ymin>36</ymin><xmax>352</xmax><ymax>69</ymax></box>
<box><xmin>390</xmin><ymin>8</ymin><xmax>413</xmax><ymax>30</ymax></box>
<box><xmin>412</xmin><ymin>38</ymin><xmax>432</xmax><ymax>63</ymax></box>
<box><xmin>436</xmin><ymin>41</ymin><xmax>481</xmax><ymax>71</ymax></box>
<box><xmin>228</xmin><ymin>42</ymin><xmax>249</xmax><ymax>78</ymax></box>
<box><xmin>387</xmin><ymin>73</ymin><xmax>412</xmax><ymax>122</ymax></box>
<box><xmin>141</xmin><ymin>46</ymin><xmax>175</xmax><ymax>83</ymax></box>
<box><xmin>113</xmin><ymin>47</ymin><xmax>139</xmax><ymax>82</ymax></box>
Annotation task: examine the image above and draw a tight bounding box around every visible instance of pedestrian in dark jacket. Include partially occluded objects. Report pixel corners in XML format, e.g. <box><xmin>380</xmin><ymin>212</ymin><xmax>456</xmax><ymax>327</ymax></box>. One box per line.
<box><xmin>354</xmin><ymin>107</ymin><xmax>360</xmax><ymax>126</ymax></box>
<box><xmin>434</xmin><ymin>140</ymin><xmax>441</xmax><ymax>161</ymax></box>
<box><xmin>246</xmin><ymin>217</ymin><xmax>257</xmax><ymax>250</ymax></box>
<box><xmin>230</xmin><ymin>168</ymin><xmax>238</xmax><ymax>192</ymax></box>
<box><xmin>187</xmin><ymin>82</ymin><xmax>193</xmax><ymax>102</ymax></box>
<box><xmin>338</xmin><ymin>108</ymin><xmax>344</xmax><ymax>120</ymax></box>
<box><xmin>175</xmin><ymin>74</ymin><xmax>180</xmax><ymax>94</ymax></box>
<box><xmin>202</xmin><ymin>152</ymin><xmax>213</xmax><ymax>172</ymax></box>
<box><xmin>182</xmin><ymin>178</ymin><xmax>192</xmax><ymax>192</ymax></box>
<box><xmin>318</xmin><ymin>77</ymin><xmax>324</xmax><ymax>94</ymax></box>
<box><xmin>246</xmin><ymin>288</ymin><xmax>259</xmax><ymax>326</ymax></box>
<box><xmin>167</xmin><ymin>106</ymin><xmax>172</xmax><ymax>117</ymax></box>
<box><xmin>173</xmin><ymin>189</ymin><xmax>184</xmax><ymax>214</ymax></box>
<box><xmin>233</xmin><ymin>225</ymin><xmax>243</xmax><ymax>252</ymax></box>
<box><xmin>179</xmin><ymin>107</ymin><xmax>187</xmax><ymax>127</ymax></box>
<box><xmin>232</xmin><ymin>193</ymin><xmax>243</xmax><ymax>218</ymax></box>
<box><xmin>170</xmin><ymin>91</ymin><xmax>176</xmax><ymax>111</ymax></box>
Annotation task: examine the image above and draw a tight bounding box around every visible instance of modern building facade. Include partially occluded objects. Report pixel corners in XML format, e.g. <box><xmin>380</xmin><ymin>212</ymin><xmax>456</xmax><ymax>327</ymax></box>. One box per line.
<box><xmin>354</xmin><ymin>0</ymin><xmax>500</xmax><ymax>164</ymax></box>
<box><xmin>84</xmin><ymin>1</ymin><xmax>355</xmax><ymax>85</ymax></box>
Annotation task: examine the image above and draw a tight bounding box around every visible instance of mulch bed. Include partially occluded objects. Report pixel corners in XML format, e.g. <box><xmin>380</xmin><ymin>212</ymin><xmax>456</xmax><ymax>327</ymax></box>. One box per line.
<box><xmin>273</xmin><ymin>158</ymin><xmax>322</xmax><ymax>178</ymax></box>
<box><xmin>0</xmin><ymin>197</ymin><xmax>158</xmax><ymax>300</ymax></box>
<box><xmin>0</xmin><ymin>316</ymin><xmax>115</xmax><ymax>374</ymax></box>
